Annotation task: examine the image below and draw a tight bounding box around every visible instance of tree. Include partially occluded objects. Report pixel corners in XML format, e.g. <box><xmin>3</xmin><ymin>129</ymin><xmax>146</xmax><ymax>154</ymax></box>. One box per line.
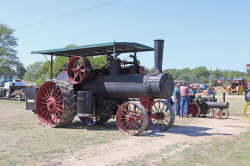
<box><xmin>23</xmin><ymin>61</ymin><xmax>43</xmax><ymax>82</ymax></box>
<box><xmin>192</xmin><ymin>66</ymin><xmax>210</xmax><ymax>82</ymax></box>
<box><xmin>164</xmin><ymin>69</ymin><xmax>181</xmax><ymax>80</ymax></box>
<box><xmin>35</xmin><ymin>61</ymin><xmax>50</xmax><ymax>86</ymax></box>
<box><xmin>211</xmin><ymin>69</ymin><xmax>223</xmax><ymax>80</ymax></box>
<box><xmin>16</xmin><ymin>62</ymin><xmax>26</xmax><ymax>79</ymax></box>
<box><xmin>87</xmin><ymin>56</ymin><xmax>107</xmax><ymax>69</ymax></box>
<box><xmin>0</xmin><ymin>23</ymin><xmax>18</xmax><ymax>75</ymax></box>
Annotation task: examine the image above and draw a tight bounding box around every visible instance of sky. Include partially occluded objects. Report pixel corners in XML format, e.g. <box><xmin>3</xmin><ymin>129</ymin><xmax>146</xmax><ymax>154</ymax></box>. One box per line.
<box><xmin>0</xmin><ymin>0</ymin><xmax>249</xmax><ymax>72</ymax></box>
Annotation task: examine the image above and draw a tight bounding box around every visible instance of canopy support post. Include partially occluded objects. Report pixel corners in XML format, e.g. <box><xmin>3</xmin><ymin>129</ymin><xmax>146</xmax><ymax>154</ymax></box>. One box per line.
<box><xmin>50</xmin><ymin>55</ymin><xmax>53</xmax><ymax>80</ymax></box>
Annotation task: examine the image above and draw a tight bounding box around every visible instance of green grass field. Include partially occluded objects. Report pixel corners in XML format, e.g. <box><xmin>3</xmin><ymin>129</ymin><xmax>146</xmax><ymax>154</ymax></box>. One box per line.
<box><xmin>0</xmin><ymin>100</ymin><xmax>125</xmax><ymax>166</ymax></box>
<box><xmin>0</xmin><ymin>94</ymin><xmax>249</xmax><ymax>166</ymax></box>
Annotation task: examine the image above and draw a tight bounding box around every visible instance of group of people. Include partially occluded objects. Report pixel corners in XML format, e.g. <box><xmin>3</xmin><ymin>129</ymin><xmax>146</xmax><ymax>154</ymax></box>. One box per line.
<box><xmin>171</xmin><ymin>82</ymin><xmax>196</xmax><ymax>118</ymax></box>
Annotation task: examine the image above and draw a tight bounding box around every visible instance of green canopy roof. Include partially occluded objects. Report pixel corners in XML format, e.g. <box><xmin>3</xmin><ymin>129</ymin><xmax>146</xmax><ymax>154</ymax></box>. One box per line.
<box><xmin>31</xmin><ymin>42</ymin><xmax>154</xmax><ymax>57</ymax></box>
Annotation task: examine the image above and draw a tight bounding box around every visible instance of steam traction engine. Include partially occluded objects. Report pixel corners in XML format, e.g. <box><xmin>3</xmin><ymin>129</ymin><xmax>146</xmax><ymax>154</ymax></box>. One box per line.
<box><xmin>27</xmin><ymin>40</ymin><xmax>175</xmax><ymax>135</ymax></box>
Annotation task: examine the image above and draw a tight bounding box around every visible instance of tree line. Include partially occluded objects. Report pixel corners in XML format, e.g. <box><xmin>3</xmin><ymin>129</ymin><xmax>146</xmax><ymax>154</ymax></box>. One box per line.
<box><xmin>24</xmin><ymin>57</ymin><xmax>249</xmax><ymax>86</ymax></box>
<box><xmin>146</xmin><ymin>67</ymin><xmax>250</xmax><ymax>84</ymax></box>
<box><xmin>164</xmin><ymin>67</ymin><xmax>249</xmax><ymax>84</ymax></box>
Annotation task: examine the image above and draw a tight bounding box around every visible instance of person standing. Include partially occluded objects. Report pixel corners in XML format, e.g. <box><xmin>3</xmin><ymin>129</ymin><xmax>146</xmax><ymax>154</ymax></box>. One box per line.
<box><xmin>172</xmin><ymin>83</ymin><xmax>181</xmax><ymax>116</ymax></box>
<box><xmin>189</xmin><ymin>86</ymin><xmax>197</xmax><ymax>102</ymax></box>
<box><xmin>180</xmin><ymin>82</ymin><xmax>189</xmax><ymax>117</ymax></box>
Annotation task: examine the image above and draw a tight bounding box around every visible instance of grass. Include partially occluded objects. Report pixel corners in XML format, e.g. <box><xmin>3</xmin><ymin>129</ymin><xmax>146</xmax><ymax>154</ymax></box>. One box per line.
<box><xmin>0</xmin><ymin>94</ymin><xmax>248</xmax><ymax>166</ymax></box>
<box><xmin>0</xmin><ymin>100</ymin><xmax>125</xmax><ymax>166</ymax></box>
<box><xmin>114</xmin><ymin>128</ymin><xmax>250</xmax><ymax>166</ymax></box>
<box><xmin>157</xmin><ymin>128</ymin><xmax>250</xmax><ymax>166</ymax></box>
<box><xmin>113</xmin><ymin>95</ymin><xmax>250</xmax><ymax>166</ymax></box>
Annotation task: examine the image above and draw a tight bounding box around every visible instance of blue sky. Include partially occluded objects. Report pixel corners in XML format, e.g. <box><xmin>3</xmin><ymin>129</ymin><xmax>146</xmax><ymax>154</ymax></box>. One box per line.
<box><xmin>0</xmin><ymin>0</ymin><xmax>249</xmax><ymax>72</ymax></box>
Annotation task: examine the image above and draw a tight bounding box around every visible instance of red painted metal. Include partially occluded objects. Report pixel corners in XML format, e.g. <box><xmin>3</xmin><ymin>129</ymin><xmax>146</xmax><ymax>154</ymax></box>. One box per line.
<box><xmin>247</xmin><ymin>64</ymin><xmax>250</xmax><ymax>67</ymax></box>
<box><xmin>188</xmin><ymin>102</ymin><xmax>200</xmax><ymax>117</ymax></box>
<box><xmin>36</xmin><ymin>81</ymin><xmax>64</xmax><ymax>127</ymax></box>
<box><xmin>214</xmin><ymin>110</ymin><xmax>223</xmax><ymax>119</ymax></box>
<box><xmin>138</xmin><ymin>66</ymin><xmax>145</xmax><ymax>74</ymax></box>
<box><xmin>140</xmin><ymin>97</ymin><xmax>154</xmax><ymax>111</ymax></box>
<box><xmin>116</xmin><ymin>102</ymin><xmax>147</xmax><ymax>136</ymax></box>
<box><xmin>67</xmin><ymin>56</ymin><xmax>86</xmax><ymax>84</ymax></box>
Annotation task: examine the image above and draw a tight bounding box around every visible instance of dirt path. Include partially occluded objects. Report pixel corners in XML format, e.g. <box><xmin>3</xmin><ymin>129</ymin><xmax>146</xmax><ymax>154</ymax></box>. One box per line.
<box><xmin>40</xmin><ymin>116</ymin><xmax>250</xmax><ymax>166</ymax></box>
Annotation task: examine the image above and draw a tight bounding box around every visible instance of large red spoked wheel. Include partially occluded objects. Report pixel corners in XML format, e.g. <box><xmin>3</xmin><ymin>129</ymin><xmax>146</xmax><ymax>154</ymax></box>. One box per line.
<box><xmin>150</xmin><ymin>100</ymin><xmax>175</xmax><ymax>131</ymax></box>
<box><xmin>188</xmin><ymin>102</ymin><xmax>201</xmax><ymax>117</ymax></box>
<box><xmin>67</xmin><ymin>56</ymin><xmax>86</xmax><ymax>84</ymax></box>
<box><xmin>116</xmin><ymin>101</ymin><xmax>148</xmax><ymax>136</ymax></box>
<box><xmin>36</xmin><ymin>81</ymin><xmax>75</xmax><ymax>127</ymax></box>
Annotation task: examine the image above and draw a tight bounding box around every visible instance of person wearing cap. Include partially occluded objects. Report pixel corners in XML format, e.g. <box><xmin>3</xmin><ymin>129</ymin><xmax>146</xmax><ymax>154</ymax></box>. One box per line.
<box><xmin>189</xmin><ymin>86</ymin><xmax>197</xmax><ymax>102</ymax></box>
<box><xmin>180</xmin><ymin>82</ymin><xmax>189</xmax><ymax>117</ymax></box>
<box><xmin>172</xmin><ymin>83</ymin><xmax>181</xmax><ymax>116</ymax></box>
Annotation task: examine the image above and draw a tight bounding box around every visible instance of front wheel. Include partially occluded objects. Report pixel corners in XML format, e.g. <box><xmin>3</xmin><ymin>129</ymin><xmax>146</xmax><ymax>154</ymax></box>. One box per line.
<box><xmin>116</xmin><ymin>101</ymin><xmax>148</xmax><ymax>136</ymax></box>
<box><xmin>150</xmin><ymin>100</ymin><xmax>175</xmax><ymax>131</ymax></box>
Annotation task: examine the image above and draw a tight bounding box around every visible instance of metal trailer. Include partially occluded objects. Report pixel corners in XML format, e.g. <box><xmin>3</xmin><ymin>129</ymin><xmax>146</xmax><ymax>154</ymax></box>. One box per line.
<box><xmin>26</xmin><ymin>40</ymin><xmax>175</xmax><ymax>135</ymax></box>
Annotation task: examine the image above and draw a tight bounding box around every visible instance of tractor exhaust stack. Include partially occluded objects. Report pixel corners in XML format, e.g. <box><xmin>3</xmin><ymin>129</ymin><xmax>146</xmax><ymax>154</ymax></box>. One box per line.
<box><xmin>154</xmin><ymin>39</ymin><xmax>164</xmax><ymax>74</ymax></box>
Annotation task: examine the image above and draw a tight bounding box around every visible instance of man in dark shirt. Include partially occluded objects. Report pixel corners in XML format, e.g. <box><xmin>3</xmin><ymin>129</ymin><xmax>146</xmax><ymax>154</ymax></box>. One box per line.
<box><xmin>172</xmin><ymin>83</ymin><xmax>180</xmax><ymax>116</ymax></box>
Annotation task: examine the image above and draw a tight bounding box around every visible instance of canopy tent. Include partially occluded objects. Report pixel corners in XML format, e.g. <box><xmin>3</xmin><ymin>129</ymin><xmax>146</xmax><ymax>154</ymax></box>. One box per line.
<box><xmin>31</xmin><ymin>42</ymin><xmax>154</xmax><ymax>57</ymax></box>
<box><xmin>31</xmin><ymin>42</ymin><xmax>154</xmax><ymax>79</ymax></box>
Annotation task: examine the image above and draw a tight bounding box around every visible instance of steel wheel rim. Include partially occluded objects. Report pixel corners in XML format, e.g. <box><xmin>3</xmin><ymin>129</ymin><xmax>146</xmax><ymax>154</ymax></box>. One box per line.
<box><xmin>116</xmin><ymin>102</ymin><xmax>147</xmax><ymax>136</ymax></box>
<box><xmin>151</xmin><ymin>100</ymin><xmax>172</xmax><ymax>131</ymax></box>
<box><xmin>67</xmin><ymin>56</ymin><xmax>86</xmax><ymax>84</ymax></box>
<box><xmin>36</xmin><ymin>81</ymin><xmax>64</xmax><ymax>127</ymax></box>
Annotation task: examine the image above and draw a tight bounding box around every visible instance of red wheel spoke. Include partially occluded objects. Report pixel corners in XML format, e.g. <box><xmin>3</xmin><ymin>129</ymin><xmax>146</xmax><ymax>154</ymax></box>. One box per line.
<box><xmin>44</xmin><ymin>90</ymin><xmax>50</xmax><ymax>99</ymax></box>
<box><xmin>79</xmin><ymin>72</ymin><xmax>83</xmax><ymax>80</ymax></box>
<box><xmin>41</xmin><ymin>96</ymin><xmax>49</xmax><ymax>102</ymax></box>
<box><xmin>50</xmin><ymin>87</ymin><xmax>55</xmax><ymax>97</ymax></box>
<box><xmin>73</xmin><ymin>72</ymin><xmax>79</xmax><ymax>81</ymax></box>
<box><xmin>67</xmin><ymin>56</ymin><xmax>86</xmax><ymax>84</ymax></box>
<box><xmin>135</xmin><ymin>115</ymin><xmax>143</xmax><ymax>121</ymax></box>
<box><xmin>39</xmin><ymin>105</ymin><xmax>48</xmax><ymax>112</ymax></box>
<box><xmin>54</xmin><ymin>88</ymin><xmax>61</xmax><ymax>99</ymax></box>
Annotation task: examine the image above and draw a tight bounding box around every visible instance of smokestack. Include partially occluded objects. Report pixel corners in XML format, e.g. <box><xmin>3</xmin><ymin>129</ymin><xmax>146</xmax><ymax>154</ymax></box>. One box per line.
<box><xmin>154</xmin><ymin>40</ymin><xmax>164</xmax><ymax>74</ymax></box>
